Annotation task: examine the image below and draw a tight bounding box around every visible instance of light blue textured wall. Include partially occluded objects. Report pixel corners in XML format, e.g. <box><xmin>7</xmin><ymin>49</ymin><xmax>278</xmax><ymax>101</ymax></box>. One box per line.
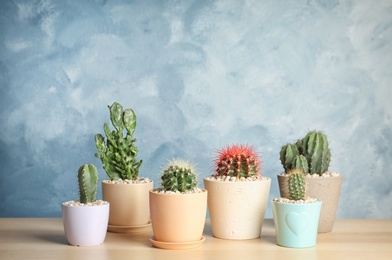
<box><xmin>0</xmin><ymin>0</ymin><xmax>391</xmax><ymax>218</ymax></box>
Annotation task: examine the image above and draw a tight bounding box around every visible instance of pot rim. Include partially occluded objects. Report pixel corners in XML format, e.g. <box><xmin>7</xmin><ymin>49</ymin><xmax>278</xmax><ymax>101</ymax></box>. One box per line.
<box><xmin>62</xmin><ymin>201</ymin><xmax>110</xmax><ymax>207</ymax></box>
<box><xmin>101</xmin><ymin>179</ymin><xmax>153</xmax><ymax>185</ymax></box>
<box><xmin>203</xmin><ymin>176</ymin><xmax>271</xmax><ymax>183</ymax></box>
<box><xmin>149</xmin><ymin>188</ymin><xmax>207</xmax><ymax>196</ymax></box>
<box><xmin>271</xmin><ymin>199</ymin><xmax>322</xmax><ymax>205</ymax></box>
<box><xmin>277</xmin><ymin>172</ymin><xmax>342</xmax><ymax>178</ymax></box>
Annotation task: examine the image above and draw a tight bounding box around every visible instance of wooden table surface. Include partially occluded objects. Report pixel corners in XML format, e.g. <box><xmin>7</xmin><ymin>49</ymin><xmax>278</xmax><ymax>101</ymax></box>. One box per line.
<box><xmin>0</xmin><ymin>218</ymin><xmax>391</xmax><ymax>260</ymax></box>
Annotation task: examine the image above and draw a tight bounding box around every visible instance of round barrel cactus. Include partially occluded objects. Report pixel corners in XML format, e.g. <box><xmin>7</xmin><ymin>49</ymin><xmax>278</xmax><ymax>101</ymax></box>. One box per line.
<box><xmin>161</xmin><ymin>159</ymin><xmax>198</xmax><ymax>192</ymax></box>
<box><xmin>214</xmin><ymin>144</ymin><xmax>261</xmax><ymax>179</ymax></box>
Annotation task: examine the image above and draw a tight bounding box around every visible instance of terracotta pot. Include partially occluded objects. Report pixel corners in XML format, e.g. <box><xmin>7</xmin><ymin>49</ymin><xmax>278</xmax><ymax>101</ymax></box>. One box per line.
<box><xmin>102</xmin><ymin>180</ymin><xmax>153</xmax><ymax>227</ymax></box>
<box><xmin>149</xmin><ymin>189</ymin><xmax>207</xmax><ymax>243</ymax></box>
<box><xmin>62</xmin><ymin>202</ymin><xmax>109</xmax><ymax>246</ymax></box>
<box><xmin>277</xmin><ymin>174</ymin><xmax>342</xmax><ymax>233</ymax></box>
<box><xmin>272</xmin><ymin>200</ymin><xmax>322</xmax><ymax>248</ymax></box>
<box><xmin>204</xmin><ymin>177</ymin><xmax>271</xmax><ymax>240</ymax></box>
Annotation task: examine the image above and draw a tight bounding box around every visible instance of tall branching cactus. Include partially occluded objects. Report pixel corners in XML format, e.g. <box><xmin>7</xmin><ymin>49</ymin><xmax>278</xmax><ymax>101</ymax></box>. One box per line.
<box><xmin>280</xmin><ymin>131</ymin><xmax>330</xmax><ymax>175</ymax></box>
<box><xmin>287</xmin><ymin>169</ymin><xmax>306</xmax><ymax>201</ymax></box>
<box><xmin>95</xmin><ymin>102</ymin><xmax>143</xmax><ymax>180</ymax></box>
<box><xmin>161</xmin><ymin>159</ymin><xmax>198</xmax><ymax>192</ymax></box>
<box><xmin>78</xmin><ymin>164</ymin><xmax>98</xmax><ymax>203</ymax></box>
<box><xmin>214</xmin><ymin>144</ymin><xmax>261</xmax><ymax>179</ymax></box>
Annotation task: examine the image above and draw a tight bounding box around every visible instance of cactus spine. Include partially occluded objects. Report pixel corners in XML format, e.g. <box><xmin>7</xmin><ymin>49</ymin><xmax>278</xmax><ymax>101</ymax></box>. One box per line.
<box><xmin>287</xmin><ymin>169</ymin><xmax>306</xmax><ymax>201</ymax></box>
<box><xmin>280</xmin><ymin>131</ymin><xmax>330</xmax><ymax>176</ymax></box>
<box><xmin>214</xmin><ymin>144</ymin><xmax>261</xmax><ymax>179</ymax></box>
<box><xmin>95</xmin><ymin>102</ymin><xmax>143</xmax><ymax>180</ymax></box>
<box><xmin>161</xmin><ymin>159</ymin><xmax>198</xmax><ymax>192</ymax></box>
<box><xmin>78</xmin><ymin>164</ymin><xmax>98</xmax><ymax>204</ymax></box>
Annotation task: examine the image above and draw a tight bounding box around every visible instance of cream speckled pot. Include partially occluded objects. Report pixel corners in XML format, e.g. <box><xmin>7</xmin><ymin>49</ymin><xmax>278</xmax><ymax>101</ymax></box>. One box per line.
<box><xmin>277</xmin><ymin>174</ymin><xmax>342</xmax><ymax>233</ymax></box>
<box><xmin>204</xmin><ymin>177</ymin><xmax>271</xmax><ymax>240</ymax></box>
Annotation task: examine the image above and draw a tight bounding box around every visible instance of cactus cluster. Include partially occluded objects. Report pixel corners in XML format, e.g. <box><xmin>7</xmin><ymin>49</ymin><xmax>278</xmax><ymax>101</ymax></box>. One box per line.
<box><xmin>95</xmin><ymin>102</ymin><xmax>143</xmax><ymax>180</ymax></box>
<box><xmin>78</xmin><ymin>164</ymin><xmax>98</xmax><ymax>203</ymax></box>
<box><xmin>214</xmin><ymin>144</ymin><xmax>261</xmax><ymax>179</ymax></box>
<box><xmin>280</xmin><ymin>131</ymin><xmax>330</xmax><ymax>175</ymax></box>
<box><xmin>160</xmin><ymin>159</ymin><xmax>198</xmax><ymax>192</ymax></box>
<box><xmin>287</xmin><ymin>169</ymin><xmax>306</xmax><ymax>201</ymax></box>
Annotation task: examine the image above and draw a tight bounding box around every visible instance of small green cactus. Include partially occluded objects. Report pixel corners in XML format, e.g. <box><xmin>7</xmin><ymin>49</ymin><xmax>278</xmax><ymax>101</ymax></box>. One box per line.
<box><xmin>214</xmin><ymin>144</ymin><xmax>261</xmax><ymax>179</ymax></box>
<box><xmin>160</xmin><ymin>159</ymin><xmax>198</xmax><ymax>192</ymax></box>
<box><xmin>280</xmin><ymin>143</ymin><xmax>299</xmax><ymax>173</ymax></box>
<box><xmin>95</xmin><ymin>102</ymin><xmax>143</xmax><ymax>180</ymax></box>
<box><xmin>292</xmin><ymin>154</ymin><xmax>309</xmax><ymax>174</ymax></box>
<box><xmin>280</xmin><ymin>130</ymin><xmax>331</xmax><ymax>176</ymax></box>
<box><xmin>78</xmin><ymin>164</ymin><xmax>98</xmax><ymax>204</ymax></box>
<box><xmin>287</xmin><ymin>169</ymin><xmax>306</xmax><ymax>201</ymax></box>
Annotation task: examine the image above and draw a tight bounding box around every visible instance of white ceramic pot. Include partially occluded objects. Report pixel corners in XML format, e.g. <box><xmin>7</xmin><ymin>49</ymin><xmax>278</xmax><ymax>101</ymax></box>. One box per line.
<box><xmin>62</xmin><ymin>202</ymin><xmax>109</xmax><ymax>246</ymax></box>
<box><xmin>204</xmin><ymin>177</ymin><xmax>271</xmax><ymax>240</ymax></box>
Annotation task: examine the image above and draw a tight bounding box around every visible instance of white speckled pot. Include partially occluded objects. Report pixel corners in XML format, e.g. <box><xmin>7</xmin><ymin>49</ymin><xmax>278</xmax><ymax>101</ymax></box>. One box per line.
<box><xmin>204</xmin><ymin>177</ymin><xmax>271</xmax><ymax>240</ymax></box>
<box><xmin>277</xmin><ymin>174</ymin><xmax>342</xmax><ymax>233</ymax></box>
<box><xmin>62</xmin><ymin>202</ymin><xmax>109</xmax><ymax>246</ymax></box>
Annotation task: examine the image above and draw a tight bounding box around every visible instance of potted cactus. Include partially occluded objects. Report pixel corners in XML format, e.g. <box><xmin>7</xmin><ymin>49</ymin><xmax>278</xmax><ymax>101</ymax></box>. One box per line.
<box><xmin>62</xmin><ymin>164</ymin><xmax>110</xmax><ymax>246</ymax></box>
<box><xmin>278</xmin><ymin>130</ymin><xmax>342</xmax><ymax>233</ymax></box>
<box><xmin>149</xmin><ymin>159</ymin><xmax>207</xmax><ymax>249</ymax></box>
<box><xmin>272</xmin><ymin>169</ymin><xmax>322</xmax><ymax>248</ymax></box>
<box><xmin>203</xmin><ymin>144</ymin><xmax>271</xmax><ymax>240</ymax></box>
<box><xmin>95</xmin><ymin>102</ymin><xmax>153</xmax><ymax>232</ymax></box>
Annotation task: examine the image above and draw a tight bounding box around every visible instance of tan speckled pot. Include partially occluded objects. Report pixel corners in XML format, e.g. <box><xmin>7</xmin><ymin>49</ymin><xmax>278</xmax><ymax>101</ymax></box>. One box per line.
<box><xmin>204</xmin><ymin>177</ymin><xmax>271</xmax><ymax>240</ymax></box>
<box><xmin>277</xmin><ymin>174</ymin><xmax>342</xmax><ymax>233</ymax></box>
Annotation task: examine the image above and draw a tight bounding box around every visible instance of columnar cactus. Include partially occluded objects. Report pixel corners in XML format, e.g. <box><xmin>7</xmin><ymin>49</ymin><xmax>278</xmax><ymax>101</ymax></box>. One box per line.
<box><xmin>214</xmin><ymin>144</ymin><xmax>261</xmax><ymax>179</ymax></box>
<box><xmin>292</xmin><ymin>154</ymin><xmax>309</xmax><ymax>174</ymax></box>
<box><xmin>287</xmin><ymin>169</ymin><xmax>306</xmax><ymax>201</ymax></box>
<box><xmin>300</xmin><ymin>131</ymin><xmax>331</xmax><ymax>175</ymax></box>
<box><xmin>280</xmin><ymin>131</ymin><xmax>331</xmax><ymax>176</ymax></box>
<box><xmin>78</xmin><ymin>164</ymin><xmax>98</xmax><ymax>204</ymax></box>
<box><xmin>280</xmin><ymin>143</ymin><xmax>299</xmax><ymax>173</ymax></box>
<box><xmin>161</xmin><ymin>159</ymin><xmax>198</xmax><ymax>192</ymax></box>
<box><xmin>95</xmin><ymin>102</ymin><xmax>143</xmax><ymax>180</ymax></box>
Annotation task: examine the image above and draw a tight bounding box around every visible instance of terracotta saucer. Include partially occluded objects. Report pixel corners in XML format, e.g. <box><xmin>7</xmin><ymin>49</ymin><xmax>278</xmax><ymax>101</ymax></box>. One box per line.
<box><xmin>107</xmin><ymin>221</ymin><xmax>151</xmax><ymax>233</ymax></box>
<box><xmin>150</xmin><ymin>236</ymin><xmax>205</xmax><ymax>250</ymax></box>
